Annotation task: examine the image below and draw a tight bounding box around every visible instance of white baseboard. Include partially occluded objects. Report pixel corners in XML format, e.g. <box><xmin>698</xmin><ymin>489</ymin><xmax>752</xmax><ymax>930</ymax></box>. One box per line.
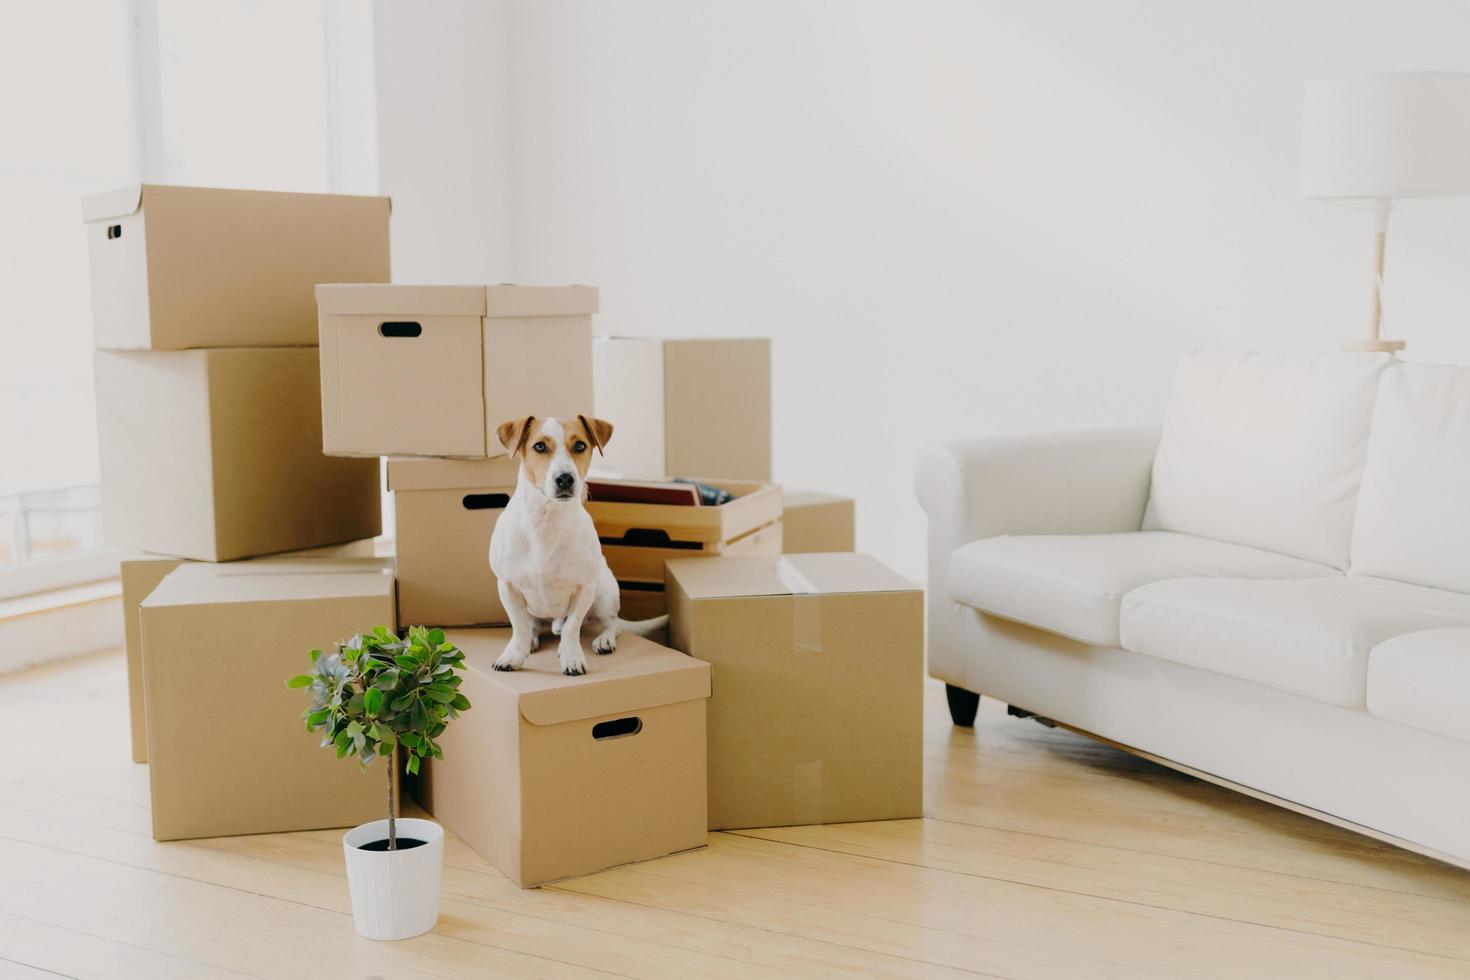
<box><xmin>0</xmin><ymin>581</ymin><xmax>123</xmax><ymax>674</ymax></box>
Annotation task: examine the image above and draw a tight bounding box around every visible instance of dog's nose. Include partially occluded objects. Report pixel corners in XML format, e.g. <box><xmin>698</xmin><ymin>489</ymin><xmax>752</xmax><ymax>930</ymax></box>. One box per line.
<box><xmin>554</xmin><ymin>472</ymin><xmax>576</xmax><ymax>492</ymax></box>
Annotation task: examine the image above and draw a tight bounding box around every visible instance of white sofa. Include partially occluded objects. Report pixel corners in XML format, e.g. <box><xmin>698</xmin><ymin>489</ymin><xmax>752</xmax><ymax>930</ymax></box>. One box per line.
<box><xmin>916</xmin><ymin>352</ymin><xmax>1470</xmax><ymax>866</ymax></box>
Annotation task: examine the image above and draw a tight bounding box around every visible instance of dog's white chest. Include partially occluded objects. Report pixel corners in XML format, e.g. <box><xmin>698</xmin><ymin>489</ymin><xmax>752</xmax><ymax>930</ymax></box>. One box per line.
<box><xmin>490</xmin><ymin>490</ymin><xmax>605</xmax><ymax>620</ymax></box>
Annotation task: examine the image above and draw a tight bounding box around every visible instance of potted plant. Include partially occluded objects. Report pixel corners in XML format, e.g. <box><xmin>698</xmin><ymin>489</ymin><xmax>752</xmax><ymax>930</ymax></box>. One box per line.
<box><xmin>287</xmin><ymin>625</ymin><xmax>472</xmax><ymax>941</ymax></box>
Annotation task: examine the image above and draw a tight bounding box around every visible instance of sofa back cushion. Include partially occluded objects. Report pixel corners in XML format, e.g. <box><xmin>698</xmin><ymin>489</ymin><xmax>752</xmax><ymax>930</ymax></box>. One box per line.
<box><xmin>1351</xmin><ymin>363</ymin><xmax>1470</xmax><ymax>593</ymax></box>
<box><xmin>1142</xmin><ymin>351</ymin><xmax>1393</xmax><ymax>569</ymax></box>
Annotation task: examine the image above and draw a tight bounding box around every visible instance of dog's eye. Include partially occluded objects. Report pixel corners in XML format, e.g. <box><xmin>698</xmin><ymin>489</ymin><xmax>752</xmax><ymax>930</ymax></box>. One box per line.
<box><xmin>532</xmin><ymin>441</ymin><xmax>548</xmax><ymax>454</ymax></box>
<box><xmin>573</xmin><ymin>441</ymin><xmax>588</xmax><ymax>454</ymax></box>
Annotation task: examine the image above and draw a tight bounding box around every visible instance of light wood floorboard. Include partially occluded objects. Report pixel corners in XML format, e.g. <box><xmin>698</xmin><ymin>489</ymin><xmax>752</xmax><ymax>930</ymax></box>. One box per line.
<box><xmin>1</xmin><ymin>649</ymin><xmax>1467</xmax><ymax>979</ymax></box>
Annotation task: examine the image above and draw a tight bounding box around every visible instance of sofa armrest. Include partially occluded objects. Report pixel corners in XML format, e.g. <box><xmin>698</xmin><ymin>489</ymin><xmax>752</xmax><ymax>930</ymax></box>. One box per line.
<box><xmin>915</xmin><ymin>426</ymin><xmax>1159</xmax><ymax>683</ymax></box>
<box><xmin>915</xmin><ymin>426</ymin><xmax>1160</xmax><ymax>545</ymax></box>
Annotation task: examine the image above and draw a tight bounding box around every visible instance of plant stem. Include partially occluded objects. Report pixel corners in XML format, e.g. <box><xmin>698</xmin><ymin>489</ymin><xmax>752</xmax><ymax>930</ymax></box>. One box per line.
<box><xmin>387</xmin><ymin>748</ymin><xmax>397</xmax><ymax>851</ymax></box>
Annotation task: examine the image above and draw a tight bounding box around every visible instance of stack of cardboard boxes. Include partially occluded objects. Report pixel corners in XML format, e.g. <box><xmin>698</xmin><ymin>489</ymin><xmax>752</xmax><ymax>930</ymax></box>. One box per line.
<box><xmin>86</xmin><ymin>184</ymin><xmax>398</xmax><ymax>839</ymax></box>
<box><xmin>95</xmin><ymin>183</ymin><xmax>917</xmax><ymax>891</ymax></box>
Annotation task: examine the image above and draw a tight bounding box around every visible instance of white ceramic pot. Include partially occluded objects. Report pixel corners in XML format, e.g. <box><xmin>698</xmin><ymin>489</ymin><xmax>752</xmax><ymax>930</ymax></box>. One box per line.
<box><xmin>341</xmin><ymin>817</ymin><xmax>444</xmax><ymax>941</ymax></box>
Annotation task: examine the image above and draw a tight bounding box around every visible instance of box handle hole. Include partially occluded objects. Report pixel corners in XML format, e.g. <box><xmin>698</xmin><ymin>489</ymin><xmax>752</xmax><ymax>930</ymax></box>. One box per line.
<box><xmin>107</xmin><ymin>224</ymin><xmax>123</xmax><ymax>240</ymax></box>
<box><xmin>599</xmin><ymin>528</ymin><xmax>701</xmax><ymax>550</ymax></box>
<box><xmin>462</xmin><ymin>493</ymin><xmax>510</xmax><ymax>511</ymax></box>
<box><xmin>592</xmin><ymin>716</ymin><xmax>642</xmax><ymax>740</ymax></box>
<box><xmin>379</xmin><ymin>321</ymin><xmax>423</xmax><ymax>338</ymax></box>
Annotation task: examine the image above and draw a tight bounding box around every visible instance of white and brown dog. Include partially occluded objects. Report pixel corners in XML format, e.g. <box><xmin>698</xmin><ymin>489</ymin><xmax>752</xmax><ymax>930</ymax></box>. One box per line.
<box><xmin>488</xmin><ymin>415</ymin><xmax>668</xmax><ymax>676</ymax></box>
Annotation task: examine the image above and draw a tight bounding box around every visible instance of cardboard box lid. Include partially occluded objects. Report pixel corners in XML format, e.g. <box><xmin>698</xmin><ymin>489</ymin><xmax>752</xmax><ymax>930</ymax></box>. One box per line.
<box><xmin>485</xmin><ymin>284</ymin><xmax>599</xmax><ymax>317</ymax></box>
<box><xmin>315</xmin><ymin>284</ymin><xmax>600</xmax><ymax>318</ymax></box>
<box><xmin>446</xmin><ymin>629</ymin><xmax>710</xmax><ymax>726</ymax></box>
<box><xmin>666</xmin><ymin>553</ymin><xmax>917</xmax><ymax>600</ymax></box>
<box><xmin>387</xmin><ymin>456</ymin><xmax>521</xmax><ymax>492</ymax></box>
<box><xmin>315</xmin><ymin>283</ymin><xmax>487</xmax><ymax>316</ymax></box>
<box><xmin>83</xmin><ymin>183</ymin><xmax>392</xmax><ymax>224</ymax></box>
<box><xmin>143</xmin><ymin>558</ymin><xmax>395</xmax><ymax>609</ymax></box>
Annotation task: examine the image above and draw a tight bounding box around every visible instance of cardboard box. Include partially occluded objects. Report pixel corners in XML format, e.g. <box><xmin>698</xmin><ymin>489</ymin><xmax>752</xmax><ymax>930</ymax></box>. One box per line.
<box><xmin>317</xmin><ymin>284</ymin><xmax>596</xmax><ymax>458</ymax></box>
<box><xmin>94</xmin><ymin>347</ymin><xmax>381</xmax><ymax>561</ymax></box>
<box><xmin>665</xmin><ymin>553</ymin><xmax>924</xmax><ymax>830</ymax></box>
<box><xmin>119</xmin><ymin>539</ymin><xmax>379</xmax><ymax>764</ymax></box>
<box><xmin>83</xmin><ymin>184</ymin><xmax>390</xmax><ymax>350</ymax></box>
<box><xmin>139</xmin><ymin>558</ymin><xmax>397</xmax><ymax>840</ymax></box>
<box><xmin>616</xmin><ymin>583</ymin><xmax>671</xmax><ymax>621</ymax></box>
<box><xmin>421</xmin><ymin>629</ymin><xmax>710</xmax><ymax>887</ymax></box>
<box><xmin>389</xmin><ymin>456</ymin><xmax>519</xmax><ymax>628</ymax></box>
<box><xmin>589</xmin><ymin>478</ymin><xmax>782</xmax><ymax>618</ymax></box>
<box><xmin>782</xmin><ymin>490</ymin><xmax>856</xmax><ymax>554</ymax></box>
<box><xmin>593</xmin><ymin>337</ymin><xmax>771</xmax><ymax>480</ymax></box>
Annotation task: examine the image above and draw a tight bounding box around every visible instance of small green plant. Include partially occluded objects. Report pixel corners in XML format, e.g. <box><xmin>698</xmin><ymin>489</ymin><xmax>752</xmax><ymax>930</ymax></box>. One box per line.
<box><xmin>287</xmin><ymin>625</ymin><xmax>471</xmax><ymax>850</ymax></box>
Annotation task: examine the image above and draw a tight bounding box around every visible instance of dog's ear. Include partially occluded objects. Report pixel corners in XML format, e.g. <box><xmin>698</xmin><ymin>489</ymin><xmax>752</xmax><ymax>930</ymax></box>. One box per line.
<box><xmin>578</xmin><ymin>415</ymin><xmax>614</xmax><ymax>455</ymax></box>
<box><xmin>496</xmin><ymin>416</ymin><xmax>536</xmax><ymax>457</ymax></box>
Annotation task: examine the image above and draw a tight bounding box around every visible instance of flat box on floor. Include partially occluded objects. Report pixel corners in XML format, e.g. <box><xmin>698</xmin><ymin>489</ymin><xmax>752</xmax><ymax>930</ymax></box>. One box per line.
<box><xmin>316</xmin><ymin>284</ymin><xmax>596</xmax><ymax>458</ymax></box>
<box><xmin>139</xmin><ymin>558</ymin><xmax>398</xmax><ymax>840</ymax></box>
<box><xmin>782</xmin><ymin>490</ymin><xmax>855</xmax><ymax>554</ymax></box>
<box><xmin>94</xmin><ymin>347</ymin><xmax>380</xmax><ymax>562</ymax></box>
<box><xmin>588</xmin><ymin>479</ymin><xmax>782</xmax><ymax>616</ymax></box>
<box><xmin>119</xmin><ymin>539</ymin><xmax>379</xmax><ymax>764</ymax></box>
<box><xmin>389</xmin><ymin>456</ymin><xmax>519</xmax><ymax>628</ymax></box>
<box><xmin>665</xmin><ymin>552</ymin><xmax>924</xmax><ymax>830</ymax></box>
<box><xmin>83</xmin><ymin>184</ymin><xmax>390</xmax><ymax>350</ymax></box>
<box><xmin>592</xmin><ymin>337</ymin><xmax>771</xmax><ymax>481</ymax></box>
<box><xmin>421</xmin><ymin>629</ymin><xmax>710</xmax><ymax>887</ymax></box>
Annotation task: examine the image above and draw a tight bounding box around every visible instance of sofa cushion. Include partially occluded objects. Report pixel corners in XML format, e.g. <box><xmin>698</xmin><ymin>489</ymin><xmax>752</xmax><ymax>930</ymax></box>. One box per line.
<box><xmin>1350</xmin><ymin>363</ymin><xmax>1470</xmax><ymax>594</ymax></box>
<box><xmin>948</xmin><ymin>531</ymin><xmax>1336</xmax><ymax>647</ymax></box>
<box><xmin>1120</xmin><ymin>576</ymin><xmax>1470</xmax><ymax>707</ymax></box>
<box><xmin>1142</xmin><ymin>351</ymin><xmax>1393</xmax><ymax>570</ymax></box>
<box><xmin>1367</xmin><ymin>629</ymin><xmax>1470</xmax><ymax>743</ymax></box>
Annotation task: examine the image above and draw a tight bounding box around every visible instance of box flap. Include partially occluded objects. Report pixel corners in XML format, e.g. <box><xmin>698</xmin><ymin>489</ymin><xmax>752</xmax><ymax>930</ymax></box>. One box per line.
<box><xmin>387</xmin><ymin>456</ymin><xmax>521</xmax><ymax>492</ymax></box>
<box><xmin>485</xmin><ymin>284</ymin><xmax>599</xmax><ymax>317</ymax></box>
<box><xmin>316</xmin><ymin>283</ymin><xmax>487</xmax><ymax>316</ymax></box>
<box><xmin>446</xmin><ymin>628</ymin><xmax>710</xmax><ymax>725</ymax></box>
<box><xmin>143</xmin><ymin>558</ymin><xmax>395</xmax><ymax>608</ymax></box>
<box><xmin>666</xmin><ymin>553</ymin><xmax>917</xmax><ymax>600</ymax></box>
<box><xmin>82</xmin><ymin>183</ymin><xmax>144</xmax><ymax>222</ymax></box>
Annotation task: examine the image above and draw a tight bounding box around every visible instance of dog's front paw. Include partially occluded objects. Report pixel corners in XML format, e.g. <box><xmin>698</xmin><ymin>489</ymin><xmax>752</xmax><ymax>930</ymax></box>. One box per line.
<box><xmin>493</xmin><ymin>642</ymin><xmax>531</xmax><ymax>672</ymax></box>
<box><xmin>558</xmin><ymin>641</ymin><xmax>588</xmax><ymax>677</ymax></box>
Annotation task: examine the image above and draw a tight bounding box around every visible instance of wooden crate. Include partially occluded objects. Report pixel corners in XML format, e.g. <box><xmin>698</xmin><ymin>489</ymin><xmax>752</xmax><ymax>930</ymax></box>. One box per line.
<box><xmin>590</xmin><ymin>479</ymin><xmax>782</xmax><ymax>585</ymax></box>
<box><xmin>587</xmin><ymin>480</ymin><xmax>781</xmax><ymax>546</ymax></box>
<box><xmin>603</xmin><ymin>521</ymin><xmax>782</xmax><ymax>583</ymax></box>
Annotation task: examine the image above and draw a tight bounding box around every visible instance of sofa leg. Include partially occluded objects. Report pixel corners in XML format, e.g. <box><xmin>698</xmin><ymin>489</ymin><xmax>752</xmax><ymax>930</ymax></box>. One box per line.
<box><xmin>945</xmin><ymin>684</ymin><xmax>981</xmax><ymax>727</ymax></box>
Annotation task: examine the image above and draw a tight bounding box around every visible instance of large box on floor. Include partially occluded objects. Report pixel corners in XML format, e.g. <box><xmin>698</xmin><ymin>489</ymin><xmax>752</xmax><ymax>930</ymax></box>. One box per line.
<box><xmin>588</xmin><ymin>479</ymin><xmax>782</xmax><ymax>616</ymax></box>
<box><xmin>592</xmin><ymin>337</ymin><xmax>772</xmax><ymax>480</ymax></box>
<box><xmin>421</xmin><ymin>629</ymin><xmax>710</xmax><ymax>887</ymax></box>
<box><xmin>389</xmin><ymin>456</ymin><xmax>519</xmax><ymax>628</ymax></box>
<box><xmin>139</xmin><ymin>558</ymin><xmax>397</xmax><ymax>840</ymax></box>
<box><xmin>119</xmin><ymin>539</ymin><xmax>379</xmax><ymax>764</ymax></box>
<box><xmin>83</xmin><ymin>184</ymin><xmax>390</xmax><ymax>350</ymax></box>
<box><xmin>316</xmin><ymin>284</ymin><xmax>596</xmax><ymax>458</ymax></box>
<box><xmin>665</xmin><ymin>553</ymin><xmax>924</xmax><ymax>830</ymax></box>
<box><xmin>782</xmin><ymin>490</ymin><xmax>855</xmax><ymax>554</ymax></box>
<box><xmin>94</xmin><ymin>348</ymin><xmax>381</xmax><ymax>562</ymax></box>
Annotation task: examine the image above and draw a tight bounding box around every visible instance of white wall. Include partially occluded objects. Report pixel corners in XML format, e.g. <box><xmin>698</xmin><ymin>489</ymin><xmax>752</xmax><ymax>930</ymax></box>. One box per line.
<box><xmin>373</xmin><ymin>0</ymin><xmax>515</xmax><ymax>282</ymax></box>
<box><xmin>378</xmin><ymin>0</ymin><xmax>1470</xmax><ymax>581</ymax></box>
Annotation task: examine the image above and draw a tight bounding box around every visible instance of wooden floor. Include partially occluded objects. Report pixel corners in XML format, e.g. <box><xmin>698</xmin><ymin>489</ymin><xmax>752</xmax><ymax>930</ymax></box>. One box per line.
<box><xmin>3</xmin><ymin>651</ymin><xmax>1470</xmax><ymax>979</ymax></box>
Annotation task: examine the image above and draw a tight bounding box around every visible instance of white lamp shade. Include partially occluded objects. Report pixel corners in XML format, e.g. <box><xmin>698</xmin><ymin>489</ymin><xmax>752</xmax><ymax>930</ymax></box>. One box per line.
<box><xmin>1300</xmin><ymin>72</ymin><xmax>1470</xmax><ymax>200</ymax></box>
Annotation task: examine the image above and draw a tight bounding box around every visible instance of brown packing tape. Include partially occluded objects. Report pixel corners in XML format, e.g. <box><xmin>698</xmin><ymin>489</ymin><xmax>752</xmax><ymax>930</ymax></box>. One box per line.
<box><xmin>779</xmin><ymin>557</ymin><xmax>826</xmax><ymax>821</ymax></box>
<box><xmin>777</xmin><ymin>556</ymin><xmax>824</xmax><ymax>655</ymax></box>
